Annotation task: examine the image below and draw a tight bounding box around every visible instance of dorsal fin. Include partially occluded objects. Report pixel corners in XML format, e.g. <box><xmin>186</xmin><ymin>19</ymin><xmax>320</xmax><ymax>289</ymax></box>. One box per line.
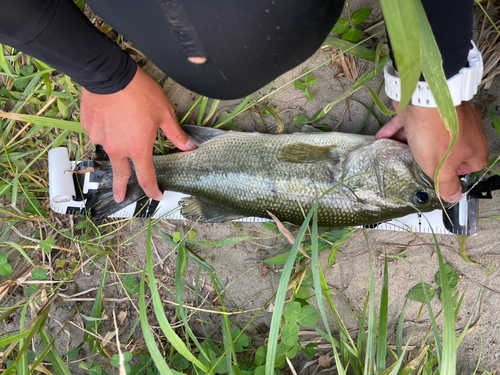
<box><xmin>182</xmin><ymin>125</ymin><xmax>227</xmax><ymax>146</ymax></box>
<box><xmin>277</xmin><ymin>143</ymin><xmax>339</xmax><ymax>163</ymax></box>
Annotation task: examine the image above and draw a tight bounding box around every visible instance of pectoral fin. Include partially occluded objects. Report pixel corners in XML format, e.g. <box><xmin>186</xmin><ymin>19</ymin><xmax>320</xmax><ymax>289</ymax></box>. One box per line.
<box><xmin>277</xmin><ymin>143</ymin><xmax>339</xmax><ymax>163</ymax></box>
<box><xmin>180</xmin><ymin>196</ymin><xmax>244</xmax><ymax>222</ymax></box>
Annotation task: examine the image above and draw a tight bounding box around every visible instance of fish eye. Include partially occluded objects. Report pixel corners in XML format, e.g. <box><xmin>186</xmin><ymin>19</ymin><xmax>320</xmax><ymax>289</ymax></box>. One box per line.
<box><xmin>413</xmin><ymin>191</ymin><xmax>429</xmax><ymax>205</ymax></box>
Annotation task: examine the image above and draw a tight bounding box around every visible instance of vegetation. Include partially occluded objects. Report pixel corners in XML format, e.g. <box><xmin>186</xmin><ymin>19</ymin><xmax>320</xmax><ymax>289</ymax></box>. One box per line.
<box><xmin>0</xmin><ymin>0</ymin><xmax>499</xmax><ymax>374</ymax></box>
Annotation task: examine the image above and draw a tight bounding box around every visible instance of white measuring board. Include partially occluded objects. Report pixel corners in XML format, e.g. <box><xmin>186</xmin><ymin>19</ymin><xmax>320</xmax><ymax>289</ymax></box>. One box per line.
<box><xmin>48</xmin><ymin>148</ymin><xmax>476</xmax><ymax>235</ymax></box>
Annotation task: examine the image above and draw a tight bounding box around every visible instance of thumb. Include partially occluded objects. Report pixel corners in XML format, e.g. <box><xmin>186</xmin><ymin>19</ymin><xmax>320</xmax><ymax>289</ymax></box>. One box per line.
<box><xmin>436</xmin><ymin>167</ymin><xmax>463</xmax><ymax>203</ymax></box>
<box><xmin>161</xmin><ymin>122</ymin><xmax>197</xmax><ymax>151</ymax></box>
<box><xmin>375</xmin><ymin>115</ymin><xmax>406</xmax><ymax>142</ymax></box>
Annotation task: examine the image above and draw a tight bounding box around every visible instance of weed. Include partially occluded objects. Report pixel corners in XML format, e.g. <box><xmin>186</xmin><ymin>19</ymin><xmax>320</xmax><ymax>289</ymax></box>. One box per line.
<box><xmin>0</xmin><ymin>0</ymin><xmax>497</xmax><ymax>374</ymax></box>
<box><xmin>332</xmin><ymin>8</ymin><xmax>373</xmax><ymax>43</ymax></box>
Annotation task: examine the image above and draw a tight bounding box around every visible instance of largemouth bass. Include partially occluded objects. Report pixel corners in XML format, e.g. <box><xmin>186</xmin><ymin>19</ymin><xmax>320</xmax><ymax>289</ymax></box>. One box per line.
<box><xmin>88</xmin><ymin>126</ymin><xmax>441</xmax><ymax>225</ymax></box>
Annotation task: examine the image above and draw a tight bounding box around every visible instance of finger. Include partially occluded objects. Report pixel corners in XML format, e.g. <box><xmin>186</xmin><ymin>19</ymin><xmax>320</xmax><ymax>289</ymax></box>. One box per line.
<box><xmin>109</xmin><ymin>156</ymin><xmax>133</xmax><ymax>203</ymax></box>
<box><xmin>132</xmin><ymin>157</ymin><xmax>163</xmax><ymax>201</ymax></box>
<box><xmin>458</xmin><ymin>160</ymin><xmax>487</xmax><ymax>175</ymax></box>
<box><xmin>436</xmin><ymin>167</ymin><xmax>463</xmax><ymax>203</ymax></box>
<box><xmin>375</xmin><ymin>115</ymin><xmax>405</xmax><ymax>140</ymax></box>
<box><xmin>160</xmin><ymin>121</ymin><xmax>197</xmax><ymax>151</ymax></box>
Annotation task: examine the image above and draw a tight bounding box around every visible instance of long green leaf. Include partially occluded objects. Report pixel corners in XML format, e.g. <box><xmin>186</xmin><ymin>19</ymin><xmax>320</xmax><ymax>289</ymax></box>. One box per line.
<box><xmin>311</xmin><ymin>210</ymin><xmax>347</xmax><ymax>375</ymax></box>
<box><xmin>323</xmin><ymin>38</ymin><xmax>377</xmax><ymax>62</ymax></box>
<box><xmin>38</xmin><ymin>329</ymin><xmax>72</xmax><ymax>375</ymax></box>
<box><xmin>379</xmin><ymin>0</ymin><xmax>421</xmax><ymax>109</ymax></box>
<box><xmin>415</xmin><ymin>0</ymin><xmax>458</xmax><ymax>200</ymax></box>
<box><xmin>145</xmin><ymin>222</ymin><xmax>208</xmax><ymax>372</ymax></box>
<box><xmin>265</xmin><ymin>205</ymin><xmax>315</xmax><ymax>374</ymax></box>
<box><xmin>319</xmin><ymin>56</ymin><xmax>389</xmax><ymax>117</ymax></box>
<box><xmin>139</xmin><ymin>269</ymin><xmax>176</xmax><ymax>375</ymax></box>
<box><xmin>0</xmin><ymin>331</ymin><xmax>30</xmax><ymax>347</ymax></box>
<box><xmin>376</xmin><ymin>254</ymin><xmax>389</xmax><ymax>373</ymax></box>
<box><xmin>4</xmin><ymin>241</ymin><xmax>34</xmax><ymax>266</ymax></box>
<box><xmin>415</xmin><ymin>2</ymin><xmax>458</xmax><ymax>372</ymax></box>
<box><xmin>364</xmin><ymin>256</ymin><xmax>376</xmax><ymax>375</ymax></box>
<box><xmin>0</xmin><ymin>112</ymin><xmax>85</xmax><ymax>133</ymax></box>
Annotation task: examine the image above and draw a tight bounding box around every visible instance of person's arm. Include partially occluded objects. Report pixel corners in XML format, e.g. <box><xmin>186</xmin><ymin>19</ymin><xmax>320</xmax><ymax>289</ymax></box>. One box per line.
<box><xmin>0</xmin><ymin>0</ymin><xmax>195</xmax><ymax>203</ymax></box>
<box><xmin>377</xmin><ymin>0</ymin><xmax>488</xmax><ymax>203</ymax></box>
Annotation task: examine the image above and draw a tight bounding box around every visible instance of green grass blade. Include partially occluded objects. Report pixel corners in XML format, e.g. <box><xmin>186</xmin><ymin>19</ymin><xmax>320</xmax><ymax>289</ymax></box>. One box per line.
<box><xmin>323</xmin><ymin>38</ymin><xmax>377</xmax><ymax>62</ymax></box>
<box><xmin>201</xmin><ymin>99</ymin><xmax>220</xmax><ymax>126</ymax></box>
<box><xmin>265</xmin><ymin>205</ymin><xmax>315</xmax><ymax>374</ymax></box>
<box><xmin>0</xmin><ymin>45</ymin><xmax>15</xmax><ymax>76</ymax></box>
<box><xmin>379</xmin><ymin>0</ymin><xmax>421</xmax><ymax>109</ymax></box>
<box><xmin>4</xmin><ymin>241</ymin><xmax>35</xmax><ymax>266</ymax></box>
<box><xmin>174</xmin><ymin>238</ymin><xmax>207</xmax><ymax>358</ymax></box>
<box><xmin>0</xmin><ymin>112</ymin><xmax>85</xmax><ymax>133</ymax></box>
<box><xmin>3</xmin><ymin>300</ymin><xmax>51</xmax><ymax>375</ymax></box>
<box><xmin>487</xmin><ymin>107</ymin><xmax>500</xmax><ymax>136</ymax></box>
<box><xmin>209</xmin><ymin>273</ymin><xmax>236</xmax><ymax>375</ymax></box>
<box><xmin>197</xmin><ymin>96</ymin><xmax>209</xmax><ymax>125</ymax></box>
<box><xmin>320</xmin><ymin>56</ymin><xmax>389</xmax><ymax>117</ymax></box>
<box><xmin>349</xmin><ymin>98</ymin><xmax>384</xmax><ymax>127</ymax></box>
<box><xmin>414</xmin><ymin>0</ymin><xmax>458</xmax><ymax>200</ymax></box>
<box><xmin>456</xmin><ymin>289</ymin><xmax>482</xmax><ymax>347</ymax></box>
<box><xmin>0</xmin><ymin>331</ymin><xmax>31</xmax><ymax>347</ymax></box>
<box><xmin>311</xmin><ymin>210</ymin><xmax>347</xmax><ymax>375</ymax></box>
<box><xmin>357</xmin><ymin>294</ymin><xmax>369</xmax><ymax>361</ymax></box>
<box><xmin>84</xmin><ymin>258</ymin><xmax>108</xmax><ymax>353</ymax></box>
<box><xmin>376</xmin><ymin>254</ymin><xmax>389</xmax><ymax>373</ymax></box>
<box><xmin>139</xmin><ymin>269</ymin><xmax>176</xmax><ymax>375</ymax></box>
<box><xmin>364</xmin><ymin>256</ymin><xmax>376</xmax><ymax>375</ymax></box>
<box><xmin>427</xmin><ymin>236</ymin><xmax>456</xmax><ymax>372</ymax></box>
<box><xmin>145</xmin><ymin>222</ymin><xmax>208</xmax><ymax>372</ymax></box>
<box><xmin>153</xmin><ymin>225</ymin><xmax>215</xmax><ymax>273</ymax></box>
<box><xmin>38</xmin><ymin>329</ymin><xmax>72</xmax><ymax>375</ymax></box>
<box><xmin>420</xmin><ymin>276</ymin><xmax>442</xmax><ymax>365</ymax></box>
<box><xmin>396</xmin><ymin>301</ymin><xmax>407</xmax><ymax>358</ymax></box>
<box><xmin>365</xmin><ymin>86</ymin><xmax>396</xmax><ymax>116</ymax></box>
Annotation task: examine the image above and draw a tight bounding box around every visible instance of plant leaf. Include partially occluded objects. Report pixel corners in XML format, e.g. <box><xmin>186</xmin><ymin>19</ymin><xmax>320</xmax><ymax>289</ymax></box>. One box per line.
<box><xmin>350</xmin><ymin>8</ymin><xmax>372</xmax><ymax>25</ymax></box>
<box><xmin>281</xmin><ymin>322</ymin><xmax>300</xmax><ymax>347</ymax></box>
<box><xmin>406</xmin><ymin>282</ymin><xmax>435</xmax><ymax>303</ymax></box>
<box><xmin>298</xmin><ymin>305</ymin><xmax>319</xmax><ymax>327</ymax></box>
<box><xmin>435</xmin><ymin>263</ymin><xmax>458</xmax><ymax>290</ymax></box>
<box><xmin>304</xmin><ymin>88</ymin><xmax>313</xmax><ymax>102</ymax></box>
<box><xmin>380</xmin><ymin>0</ymin><xmax>421</xmax><ymax>109</ymax></box>
<box><xmin>342</xmin><ymin>28</ymin><xmax>363</xmax><ymax>43</ymax></box>
<box><xmin>284</xmin><ymin>301</ymin><xmax>301</xmax><ymax>323</ymax></box>
<box><xmin>332</xmin><ymin>18</ymin><xmax>350</xmax><ymax>34</ymax></box>
<box><xmin>294</xmin><ymin>80</ymin><xmax>306</xmax><ymax>90</ymax></box>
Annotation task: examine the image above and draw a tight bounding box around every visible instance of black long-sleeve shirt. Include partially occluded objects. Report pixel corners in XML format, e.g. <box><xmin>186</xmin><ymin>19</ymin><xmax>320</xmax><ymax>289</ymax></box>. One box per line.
<box><xmin>0</xmin><ymin>0</ymin><xmax>473</xmax><ymax>100</ymax></box>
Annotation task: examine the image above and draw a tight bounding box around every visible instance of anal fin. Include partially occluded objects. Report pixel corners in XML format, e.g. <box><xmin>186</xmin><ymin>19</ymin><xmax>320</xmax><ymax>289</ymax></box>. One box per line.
<box><xmin>180</xmin><ymin>196</ymin><xmax>244</xmax><ymax>222</ymax></box>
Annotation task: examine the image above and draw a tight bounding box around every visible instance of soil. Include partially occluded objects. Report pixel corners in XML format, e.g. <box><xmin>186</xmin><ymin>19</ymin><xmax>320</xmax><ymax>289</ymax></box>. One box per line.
<box><xmin>2</xmin><ymin>0</ymin><xmax>500</xmax><ymax>374</ymax></box>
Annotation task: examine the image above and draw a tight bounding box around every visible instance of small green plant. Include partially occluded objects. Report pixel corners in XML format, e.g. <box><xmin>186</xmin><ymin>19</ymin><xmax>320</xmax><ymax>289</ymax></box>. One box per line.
<box><xmin>0</xmin><ymin>253</ymin><xmax>13</xmax><ymax>276</ymax></box>
<box><xmin>294</xmin><ymin>73</ymin><xmax>318</xmax><ymax>102</ymax></box>
<box><xmin>332</xmin><ymin>8</ymin><xmax>372</xmax><ymax>43</ymax></box>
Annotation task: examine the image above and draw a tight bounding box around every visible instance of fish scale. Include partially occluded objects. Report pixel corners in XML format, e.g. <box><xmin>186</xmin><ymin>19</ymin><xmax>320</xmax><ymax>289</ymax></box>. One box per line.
<box><xmin>88</xmin><ymin>126</ymin><xmax>441</xmax><ymax>225</ymax></box>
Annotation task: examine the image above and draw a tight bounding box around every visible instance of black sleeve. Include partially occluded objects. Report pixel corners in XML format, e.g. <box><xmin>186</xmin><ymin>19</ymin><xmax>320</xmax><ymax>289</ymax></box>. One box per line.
<box><xmin>422</xmin><ymin>0</ymin><xmax>473</xmax><ymax>79</ymax></box>
<box><xmin>0</xmin><ymin>0</ymin><xmax>136</xmax><ymax>94</ymax></box>
<box><xmin>390</xmin><ymin>0</ymin><xmax>473</xmax><ymax>79</ymax></box>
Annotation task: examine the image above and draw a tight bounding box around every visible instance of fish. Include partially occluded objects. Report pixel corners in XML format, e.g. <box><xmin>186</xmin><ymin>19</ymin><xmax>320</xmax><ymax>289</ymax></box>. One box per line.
<box><xmin>87</xmin><ymin>126</ymin><xmax>442</xmax><ymax>226</ymax></box>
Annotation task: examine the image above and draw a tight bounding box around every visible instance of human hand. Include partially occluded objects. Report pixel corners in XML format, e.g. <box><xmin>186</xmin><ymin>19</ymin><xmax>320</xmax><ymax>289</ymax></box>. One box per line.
<box><xmin>375</xmin><ymin>101</ymin><xmax>488</xmax><ymax>203</ymax></box>
<box><xmin>80</xmin><ymin>66</ymin><xmax>197</xmax><ymax>203</ymax></box>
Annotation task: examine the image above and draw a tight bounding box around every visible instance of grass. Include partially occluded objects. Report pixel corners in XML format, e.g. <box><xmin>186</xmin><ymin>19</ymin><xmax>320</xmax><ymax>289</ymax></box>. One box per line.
<box><xmin>0</xmin><ymin>0</ymin><xmax>499</xmax><ymax>374</ymax></box>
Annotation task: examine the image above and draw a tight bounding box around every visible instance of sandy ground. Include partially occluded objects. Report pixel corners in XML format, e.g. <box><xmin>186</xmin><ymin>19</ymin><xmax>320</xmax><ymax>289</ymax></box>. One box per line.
<box><xmin>3</xmin><ymin>1</ymin><xmax>500</xmax><ymax>374</ymax></box>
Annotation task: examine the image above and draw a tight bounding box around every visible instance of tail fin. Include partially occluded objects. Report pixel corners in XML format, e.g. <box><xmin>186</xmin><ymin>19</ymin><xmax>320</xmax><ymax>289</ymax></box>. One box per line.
<box><xmin>86</xmin><ymin>160</ymin><xmax>145</xmax><ymax>222</ymax></box>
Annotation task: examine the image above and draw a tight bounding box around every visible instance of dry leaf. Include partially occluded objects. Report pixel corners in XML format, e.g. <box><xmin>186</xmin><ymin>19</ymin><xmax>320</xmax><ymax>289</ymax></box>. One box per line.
<box><xmin>318</xmin><ymin>353</ymin><xmax>331</xmax><ymax>367</ymax></box>
<box><xmin>267</xmin><ymin>211</ymin><xmax>309</xmax><ymax>259</ymax></box>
